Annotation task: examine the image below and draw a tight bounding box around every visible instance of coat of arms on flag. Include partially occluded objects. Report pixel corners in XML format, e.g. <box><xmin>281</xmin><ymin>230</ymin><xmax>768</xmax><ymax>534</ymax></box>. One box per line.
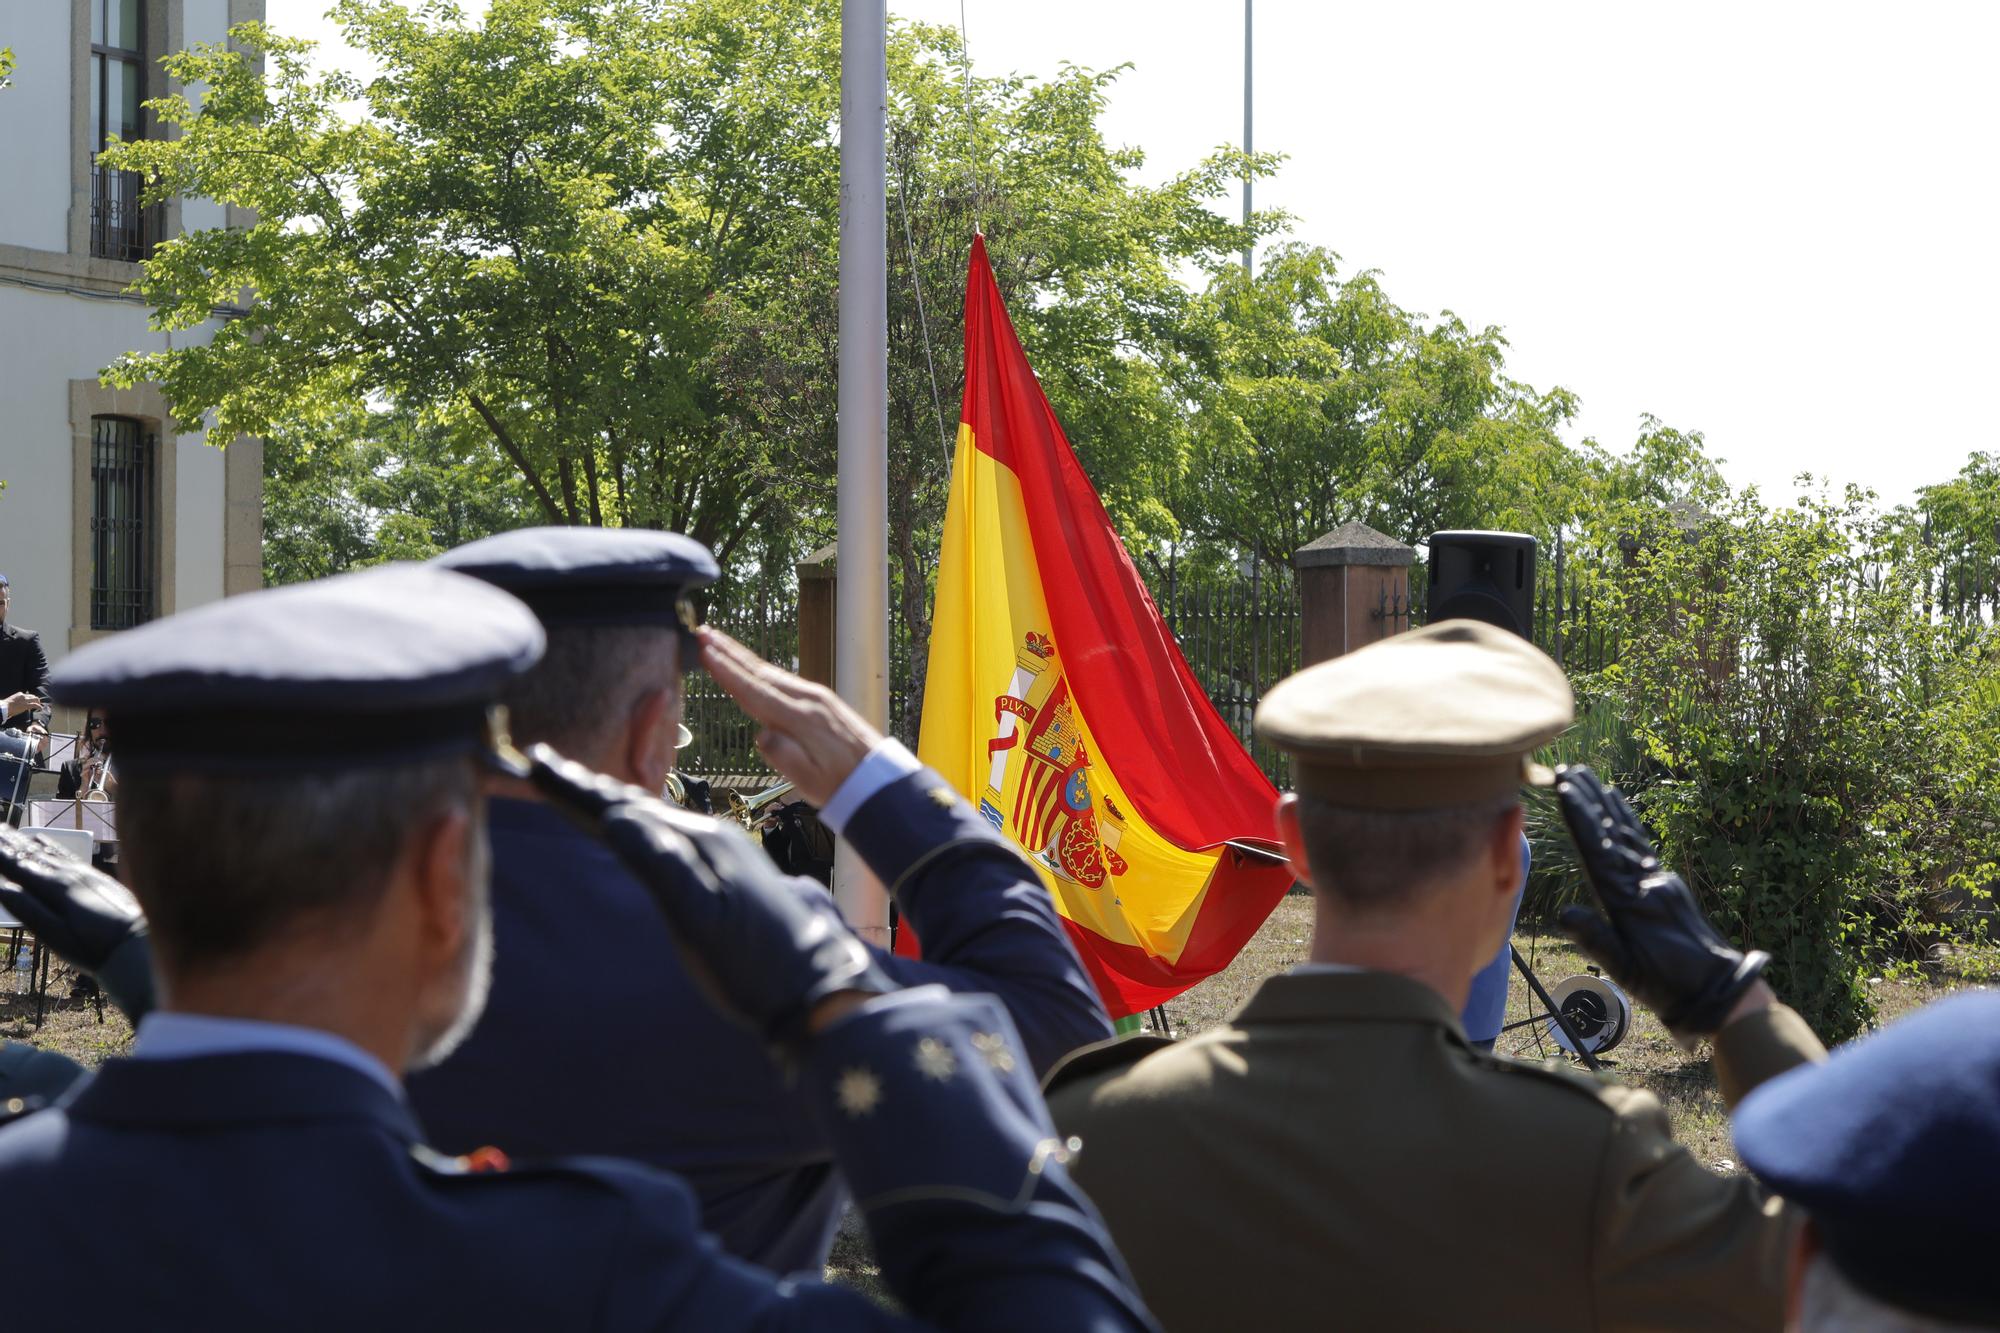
<box><xmin>908</xmin><ymin>237</ymin><xmax>1293</xmax><ymax>1019</ymax></box>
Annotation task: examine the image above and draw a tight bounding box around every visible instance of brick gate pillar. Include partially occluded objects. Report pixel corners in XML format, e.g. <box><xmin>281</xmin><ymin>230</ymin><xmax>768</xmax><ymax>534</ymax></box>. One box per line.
<box><xmin>796</xmin><ymin>543</ymin><xmax>838</xmax><ymax>687</ymax></box>
<box><xmin>1294</xmin><ymin>522</ymin><xmax>1416</xmax><ymax>666</ymax></box>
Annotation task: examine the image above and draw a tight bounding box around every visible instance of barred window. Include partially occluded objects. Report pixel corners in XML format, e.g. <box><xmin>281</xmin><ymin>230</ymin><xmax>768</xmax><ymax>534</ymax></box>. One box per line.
<box><xmin>90</xmin><ymin>415</ymin><xmax>156</xmax><ymax>631</ymax></box>
<box><xmin>89</xmin><ymin>0</ymin><xmax>151</xmax><ymax>262</ymax></box>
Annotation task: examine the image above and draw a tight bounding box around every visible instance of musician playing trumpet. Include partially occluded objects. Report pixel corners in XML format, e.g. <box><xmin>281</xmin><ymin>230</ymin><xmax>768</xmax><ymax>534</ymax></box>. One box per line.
<box><xmin>56</xmin><ymin>713</ymin><xmax>114</xmax><ymax>801</ymax></box>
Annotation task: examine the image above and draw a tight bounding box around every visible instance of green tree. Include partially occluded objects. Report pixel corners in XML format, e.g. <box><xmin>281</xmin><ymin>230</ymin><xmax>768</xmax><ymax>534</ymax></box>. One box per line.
<box><xmin>262</xmin><ymin>404</ymin><xmax>538</xmax><ymax>585</ymax></box>
<box><xmin>104</xmin><ymin>2</ymin><xmax>1266</xmax><ymax>601</ymax></box>
<box><xmin>1167</xmin><ymin>245</ymin><xmax>1597</xmax><ymax>582</ymax></box>
<box><xmin>102</xmin><ymin>0</ymin><xmax>853</xmax><ymax>566</ymax></box>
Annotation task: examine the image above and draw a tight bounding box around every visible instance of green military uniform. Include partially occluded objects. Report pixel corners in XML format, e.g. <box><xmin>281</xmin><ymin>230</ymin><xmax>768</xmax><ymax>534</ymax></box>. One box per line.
<box><xmin>1047</xmin><ymin>618</ymin><xmax>1828</xmax><ymax>1332</ymax></box>
<box><xmin>1047</xmin><ymin>970</ymin><xmax>1824</xmax><ymax>1332</ymax></box>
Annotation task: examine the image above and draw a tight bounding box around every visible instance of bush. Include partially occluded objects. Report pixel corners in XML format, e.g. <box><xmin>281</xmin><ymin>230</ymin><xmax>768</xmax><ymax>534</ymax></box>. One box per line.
<box><xmin>1587</xmin><ymin>487</ymin><xmax>1998</xmax><ymax>1040</ymax></box>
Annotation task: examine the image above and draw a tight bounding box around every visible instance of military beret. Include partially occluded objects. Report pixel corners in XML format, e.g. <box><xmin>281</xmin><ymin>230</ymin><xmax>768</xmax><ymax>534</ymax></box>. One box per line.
<box><xmin>1254</xmin><ymin>620</ymin><xmax>1573</xmax><ymax>809</ymax></box>
<box><xmin>48</xmin><ymin>565</ymin><xmax>544</xmax><ymax>773</ymax></box>
<box><xmin>1733</xmin><ymin>989</ymin><xmax>2000</xmax><ymax>1326</ymax></box>
<box><xmin>431</xmin><ymin>527</ymin><xmax>719</xmax><ymax>631</ymax></box>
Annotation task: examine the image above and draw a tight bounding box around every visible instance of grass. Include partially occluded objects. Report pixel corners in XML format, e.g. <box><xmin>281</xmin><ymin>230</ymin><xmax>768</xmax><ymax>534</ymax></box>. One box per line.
<box><xmin>8</xmin><ymin>904</ymin><xmax>1988</xmax><ymax>1299</ymax></box>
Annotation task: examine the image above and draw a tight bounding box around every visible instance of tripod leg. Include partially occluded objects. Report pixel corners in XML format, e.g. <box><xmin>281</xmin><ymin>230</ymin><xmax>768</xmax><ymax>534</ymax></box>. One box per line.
<box><xmin>1512</xmin><ymin>946</ymin><xmax>1601</xmax><ymax>1072</ymax></box>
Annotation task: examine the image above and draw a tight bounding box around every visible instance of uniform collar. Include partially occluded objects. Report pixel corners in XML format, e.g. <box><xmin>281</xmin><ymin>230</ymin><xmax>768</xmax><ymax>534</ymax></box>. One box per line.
<box><xmin>488</xmin><ymin>794</ymin><xmax>584</xmax><ymax>838</ymax></box>
<box><xmin>1235</xmin><ymin>967</ymin><xmax>1470</xmax><ymax>1043</ymax></box>
<box><xmin>64</xmin><ymin>1050</ymin><xmax>423</xmax><ymax>1143</ymax></box>
<box><xmin>133</xmin><ymin>1012</ymin><xmax>401</xmax><ymax>1098</ymax></box>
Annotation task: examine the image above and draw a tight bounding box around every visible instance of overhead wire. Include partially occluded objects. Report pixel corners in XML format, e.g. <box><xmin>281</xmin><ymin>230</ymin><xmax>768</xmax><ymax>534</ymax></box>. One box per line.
<box><xmin>896</xmin><ymin>173</ymin><xmax>953</xmax><ymax>472</ymax></box>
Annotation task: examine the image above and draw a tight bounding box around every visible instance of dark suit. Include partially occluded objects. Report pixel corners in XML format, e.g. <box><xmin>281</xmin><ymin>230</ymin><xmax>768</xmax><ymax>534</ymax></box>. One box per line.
<box><xmin>408</xmin><ymin>766</ymin><xmax>1111</xmax><ymax>1273</ymax></box>
<box><xmin>0</xmin><ymin>990</ymin><xmax>1152</xmax><ymax>1331</ymax></box>
<box><xmin>0</xmin><ymin>623</ymin><xmax>49</xmax><ymax>726</ymax></box>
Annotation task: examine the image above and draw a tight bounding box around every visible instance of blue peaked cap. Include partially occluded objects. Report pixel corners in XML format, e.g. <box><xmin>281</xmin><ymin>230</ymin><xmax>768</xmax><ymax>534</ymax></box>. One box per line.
<box><xmin>431</xmin><ymin>527</ymin><xmax>719</xmax><ymax>630</ymax></box>
<box><xmin>48</xmin><ymin>565</ymin><xmax>545</xmax><ymax>773</ymax></box>
<box><xmin>1733</xmin><ymin>989</ymin><xmax>2000</xmax><ymax>1326</ymax></box>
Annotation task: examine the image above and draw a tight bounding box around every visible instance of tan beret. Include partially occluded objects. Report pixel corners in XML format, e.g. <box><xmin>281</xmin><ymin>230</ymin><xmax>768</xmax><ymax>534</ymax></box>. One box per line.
<box><xmin>1254</xmin><ymin>620</ymin><xmax>1574</xmax><ymax>810</ymax></box>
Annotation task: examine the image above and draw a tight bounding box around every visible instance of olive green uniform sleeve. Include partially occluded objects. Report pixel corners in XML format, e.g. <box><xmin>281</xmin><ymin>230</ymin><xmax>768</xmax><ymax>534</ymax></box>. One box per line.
<box><xmin>1588</xmin><ymin>1003</ymin><xmax>1826</xmax><ymax>1332</ymax></box>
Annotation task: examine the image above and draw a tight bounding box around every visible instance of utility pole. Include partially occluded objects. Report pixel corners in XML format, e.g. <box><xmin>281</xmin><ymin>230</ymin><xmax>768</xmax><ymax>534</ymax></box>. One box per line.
<box><xmin>1242</xmin><ymin>0</ymin><xmax>1254</xmax><ymax>274</ymax></box>
<box><xmin>835</xmin><ymin>0</ymin><xmax>891</xmax><ymax>945</ymax></box>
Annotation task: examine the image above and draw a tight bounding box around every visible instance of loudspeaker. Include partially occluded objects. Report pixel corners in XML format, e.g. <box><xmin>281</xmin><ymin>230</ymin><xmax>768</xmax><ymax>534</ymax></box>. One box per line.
<box><xmin>1425</xmin><ymin>531</ymin><xmax>1536</xmax><ymax>640</ymax></box>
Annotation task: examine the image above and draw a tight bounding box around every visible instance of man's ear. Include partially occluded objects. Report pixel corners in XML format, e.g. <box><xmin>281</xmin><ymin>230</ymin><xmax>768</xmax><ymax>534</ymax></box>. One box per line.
<box><xmin>1785</xmin><ymin>1219</ymin><xmax>1820</xmax><ymax>1330</ymax></box>
<box><xmin>1275</xmin><ymin>794</ymin><xmax>1316</xmax><ymax>890</ymax></box>
<box><xmin>410</xmin><ymin>806</ymin><xmax>474</xmax><ymax>965</ymax></box>
<box><xmin>1490</xmin><ymin>803</ymin><xmax>1527</xmax><ymax>896</ymax></box>
<box><xmin>621</xmin><ymin>686</ymin><xmax>676</xmax><ymax>791</ymax></box>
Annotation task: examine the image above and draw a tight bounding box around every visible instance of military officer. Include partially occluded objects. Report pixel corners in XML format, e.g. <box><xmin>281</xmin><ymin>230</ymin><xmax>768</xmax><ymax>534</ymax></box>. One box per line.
<box><xmin>406</xmin><ymin>527</ymin><xmax>1111</xmax><ymax>1273</ymax></box>
<box><xmin>1046</xmin><ymin>619</ymin><xmax>1827</xmax><ymax>1332</ymax></box>
<box><xmin>0</xmin><ymin>564</ymin><xmax>1154</xmax><ymax>1331</ymax></box>
<box><xmin>1733</xmin><ymin>989</ymin><xmax>2000</xmax><ymax>1331</ymax></box>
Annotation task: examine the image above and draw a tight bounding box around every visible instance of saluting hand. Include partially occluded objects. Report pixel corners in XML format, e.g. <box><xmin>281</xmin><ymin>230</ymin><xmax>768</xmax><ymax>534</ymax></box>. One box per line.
<box><xmin>0</xmin><ymin>827</ymin><xmax>155</xmax><ymax>1022</ymax></box>
<box><xmin>1554</xmin><ymin>766</ymin><xmax>1769</xmax><ymax>1041</ymax></box>
<box><xmin>698</xmin><ymin>628</ymin><xmax>877</xmax><ymax>807</ymax></box>
<box><xmin>526</xmin><ymin>747</ymin><xmax>894</xmax><ymax>1053</ymax></box>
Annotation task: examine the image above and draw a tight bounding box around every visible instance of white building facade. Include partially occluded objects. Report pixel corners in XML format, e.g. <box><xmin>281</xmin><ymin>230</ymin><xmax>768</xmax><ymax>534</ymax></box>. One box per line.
<box><xmin>0</xmin><ymin>0</ymin><xmax>262</xmax><ymax>693</ymax></box>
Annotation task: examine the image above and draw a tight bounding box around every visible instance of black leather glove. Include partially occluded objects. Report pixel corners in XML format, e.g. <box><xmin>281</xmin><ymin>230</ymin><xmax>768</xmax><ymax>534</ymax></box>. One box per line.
<box><xmin>526</xmin><ymin>745</ymin><xmax>894</xmax><ymax>1054</ymax></box>
<box><xmin>0</xmin><ymin>827</ymin><xmax>155</xmax><ymax>1022</ymax></box>
<box><xmin>1554</xmin><ymin>765</ymin><xmax>1768</xmax><ymax>1039</ymax></box>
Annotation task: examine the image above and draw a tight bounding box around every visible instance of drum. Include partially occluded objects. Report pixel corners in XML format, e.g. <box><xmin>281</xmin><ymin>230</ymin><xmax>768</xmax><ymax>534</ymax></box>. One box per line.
<box><xmin>0</xmin><ymin>729</ymin><xmax>37</xmax><ymax>812</ymax></box>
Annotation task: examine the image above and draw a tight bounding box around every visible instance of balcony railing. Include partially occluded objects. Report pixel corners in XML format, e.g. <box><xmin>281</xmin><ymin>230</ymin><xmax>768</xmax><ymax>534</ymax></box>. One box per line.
<box><xmin>89</xmin><ymin>164</ymin><xmax>159</xmax><ymax>263</ymax></box>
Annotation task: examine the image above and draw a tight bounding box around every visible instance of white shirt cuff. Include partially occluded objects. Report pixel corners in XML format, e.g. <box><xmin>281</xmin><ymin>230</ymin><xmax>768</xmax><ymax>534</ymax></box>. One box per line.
<box><xmin>817</xmin><ymin>738</ymin><xmax>924</xmax><ymax>835</ymax></box>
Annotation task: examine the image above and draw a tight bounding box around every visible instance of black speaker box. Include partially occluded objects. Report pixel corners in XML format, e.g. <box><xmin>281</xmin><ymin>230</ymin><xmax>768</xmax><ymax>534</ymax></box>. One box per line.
<box><xmin>1425</xmin><ymin>531</ymin><xmax>1536</xmax><ymax>640</ymax></box>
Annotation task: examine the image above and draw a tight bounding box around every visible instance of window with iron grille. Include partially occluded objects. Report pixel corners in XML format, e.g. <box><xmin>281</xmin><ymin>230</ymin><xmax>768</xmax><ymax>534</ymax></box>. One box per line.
<box><xmin>90</xmin><ymin>415</ymin><xmax>157</xmax><ymax>631</ymax></box>
<box><xmin>89</xmin><ymin>0</ymin><xmax>153</xmax><ymax>262</ymax></box>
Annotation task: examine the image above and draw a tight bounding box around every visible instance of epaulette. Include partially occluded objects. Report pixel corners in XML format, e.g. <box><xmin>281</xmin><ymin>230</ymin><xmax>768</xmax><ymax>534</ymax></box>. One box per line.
<box><xmin>1473</xmin><ymin>1047</ymin><xmax>1627</xmax><ymax>1108</ymax></box>
<box><xmin>1041</xmin><ymin>1033</ymin><xmax>1175</xmax><ymax>1096</ymax></box>
<box><xmin>0</xmin><ymin>1094</ymin><xmax>48</xmax><ymax>1126</ymax></box>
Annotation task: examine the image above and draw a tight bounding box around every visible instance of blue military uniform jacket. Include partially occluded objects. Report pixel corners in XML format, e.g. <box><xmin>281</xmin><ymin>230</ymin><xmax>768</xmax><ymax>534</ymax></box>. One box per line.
<box><xmin>0</xmin><ymin>989</ymin><xmax>1151</xmax><ymax>1331</ymax></box>
<box><xmin>408</xmin><ymin>766</ymin><xmax>1110</xmax><ymax>1272</ymax></box>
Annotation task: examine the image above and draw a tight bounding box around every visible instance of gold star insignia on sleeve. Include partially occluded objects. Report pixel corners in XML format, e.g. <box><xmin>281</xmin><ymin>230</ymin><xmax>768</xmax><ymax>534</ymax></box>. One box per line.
<box><xmin>835</xmin><ymin>1067</ymin><xmax>883</xmax><ymax>1118</ymax></box>
<box><xmin>927</xmin><ymin>785</ymin><xmax>958</xmax><ymax>809</ymax></box>
<box><xmin>969</xmin><ymin>1031</ymin><xmax>1017</xmax><ymax>1074</ymax></box>
<box><xmin>913</xmin><ymin>1036</ymin><xmax>958</xmax><ymax>1082</ymax></box>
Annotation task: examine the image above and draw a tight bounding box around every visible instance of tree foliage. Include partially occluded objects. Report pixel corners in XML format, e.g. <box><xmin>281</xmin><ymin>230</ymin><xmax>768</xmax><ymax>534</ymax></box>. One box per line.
<box><xmin>102</xmin><ymin>1</ymin><xmax>1268</xmax><ymax>597</ymax></box>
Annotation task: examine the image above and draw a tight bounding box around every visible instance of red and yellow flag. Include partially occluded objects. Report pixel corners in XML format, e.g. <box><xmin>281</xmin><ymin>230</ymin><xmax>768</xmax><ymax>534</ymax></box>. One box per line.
<box><xmin>909</xmin><ymin>236</ymin><xmax>1294</xmax><ymax>1019</ymax></box>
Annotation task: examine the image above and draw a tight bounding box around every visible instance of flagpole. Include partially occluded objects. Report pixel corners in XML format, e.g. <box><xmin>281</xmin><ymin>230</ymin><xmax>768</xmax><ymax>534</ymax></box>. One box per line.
<box><xmin>836</xmin><ymin>0</ymin><xmax>892</xmax><ymax>945</ymax></box>
<box><xmin>1242</xmin><ymin>0</ymin><xmax>1254</xmax><ymax>275</ymax></box>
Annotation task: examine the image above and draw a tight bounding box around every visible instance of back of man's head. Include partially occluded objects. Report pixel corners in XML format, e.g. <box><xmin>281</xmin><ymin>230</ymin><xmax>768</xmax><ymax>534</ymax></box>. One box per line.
<box><xmin>429</xmin><ymin>527</ymin><xmax>719</xmax><ymax>784</ymax></box>
<box><xmin>499</xmin><ymin>624</ymin><xmax>679</xmax><ymax>766</ymax></box>
<box><xmin>119</xmin><ymin>758</ymin><xmax>478</xmax><ymax>976</ymax></box>
<box><xmin>1290</xmin><ymin>793</ymin><xmax>1519</xmax><ymax>914</ymax></box>
<box><xmin>44</xmin><ymin>565</ymin><xmax>543</xmax><ymax>1066</ymax></box>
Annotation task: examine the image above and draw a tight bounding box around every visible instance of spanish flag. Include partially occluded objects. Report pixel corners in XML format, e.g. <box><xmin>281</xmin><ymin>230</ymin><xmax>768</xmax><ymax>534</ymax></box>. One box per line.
<box><xmin>910</xmin><ymin>236</ymin><xmax>1294</xmax><ymax>1019</ymax></box>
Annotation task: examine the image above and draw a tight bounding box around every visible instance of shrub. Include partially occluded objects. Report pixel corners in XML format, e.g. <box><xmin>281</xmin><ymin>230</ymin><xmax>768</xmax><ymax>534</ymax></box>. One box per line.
<box><xmin>1581</xmin><ymin>487</ymin><xmax>1998</xmax><ymax>1040</ymax></box>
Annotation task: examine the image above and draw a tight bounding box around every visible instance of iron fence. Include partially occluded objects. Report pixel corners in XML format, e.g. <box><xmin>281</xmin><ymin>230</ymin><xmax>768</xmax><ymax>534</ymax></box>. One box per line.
<box><xmin>678</xmin><ymin>585</ymin><xmax>798</xmax><ymax>782</ymax></box>
<box><xmin>1159</xmin><ymin>570</ymin><xmax>1300</xmax><ymax>784</ymax></box>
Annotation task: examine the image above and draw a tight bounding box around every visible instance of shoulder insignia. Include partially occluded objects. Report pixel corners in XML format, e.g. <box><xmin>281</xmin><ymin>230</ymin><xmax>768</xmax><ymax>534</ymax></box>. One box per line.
<box><xmin>0</xmin><ymin>1094</ymin><xmax>47</xmax><ymax>1126</ymax></box>
<box><xmin>1476</xmin><ymin>1048</ymin><xmax>1626</xmax><ymax>1107</ymax></box>
<box><xmin>1042</xmin><ymin>1033</ymin><xmax>1175</xmax><ymax>1095</ymax></box>
<box><xmin>411</xmin><ymin>1143</ymin><xmax>512</xmax><ymax>1176</ymax></box>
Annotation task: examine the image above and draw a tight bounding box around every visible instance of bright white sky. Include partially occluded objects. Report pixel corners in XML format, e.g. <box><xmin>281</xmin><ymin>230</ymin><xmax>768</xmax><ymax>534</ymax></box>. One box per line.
<box><xmin>268</xmin><ymin>0</ymin><xmax>2000</xmax><ymax>507</ymax></box>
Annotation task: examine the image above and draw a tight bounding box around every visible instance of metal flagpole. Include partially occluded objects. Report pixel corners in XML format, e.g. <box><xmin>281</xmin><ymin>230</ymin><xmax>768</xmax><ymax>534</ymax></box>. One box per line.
<box><xmin>1242</xmin><ymin>0</ymin><xmax>1253</xmax><ymax>274</ymax></box>
<box><xmin>835</xmin><ymin>0</ymin><xmax>892</xmax><ymax>945</ymax></box>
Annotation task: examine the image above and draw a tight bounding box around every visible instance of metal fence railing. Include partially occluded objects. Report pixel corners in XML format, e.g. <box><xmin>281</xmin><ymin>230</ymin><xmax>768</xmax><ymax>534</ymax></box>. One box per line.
<box><xmin>90</xmin><ymin>165</ymin><xmax>157</xmax><ymax>264</ymax></box>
